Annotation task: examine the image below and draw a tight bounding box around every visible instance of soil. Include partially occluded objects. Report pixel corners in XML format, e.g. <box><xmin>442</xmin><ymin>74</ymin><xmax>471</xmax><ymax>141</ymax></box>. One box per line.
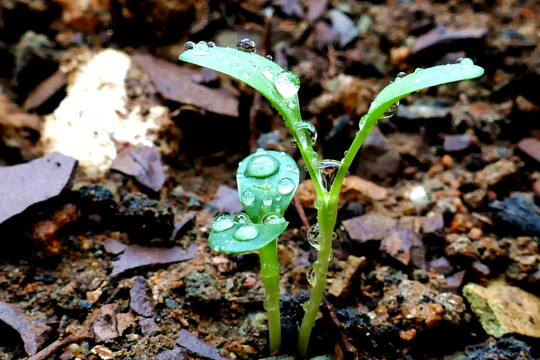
<box><xmin>1</xmin><ymin>0</ymin><xmax>540</xmax><ymax>359</ymax></box>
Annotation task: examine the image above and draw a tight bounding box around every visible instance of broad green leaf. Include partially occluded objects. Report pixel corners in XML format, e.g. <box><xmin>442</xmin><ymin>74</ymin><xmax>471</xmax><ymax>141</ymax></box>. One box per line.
<box><xmin>237</xmin><ymin>149</ymin><xmax>300</xmax><ymax>223</ymax></box>
<box><xmin>178</xmin><ymin>42</ymin><xmax>301</xmax><ymax>125</ymax></box>
<box><xmin>209</xmin><ymin>215</ymin><xmax>288</xmax><ymax>254</ymax></box>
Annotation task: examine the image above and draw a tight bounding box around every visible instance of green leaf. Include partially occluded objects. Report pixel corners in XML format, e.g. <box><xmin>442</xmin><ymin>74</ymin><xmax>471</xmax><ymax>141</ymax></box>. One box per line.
<box><xmin>178</xmin><ymin>43</ymin><xmax>301</xmax><ymax>125</ymax></box>
<box><xmin>364</xmin><ymin>59</ymin><xmax>484</xmax><ymax>124</ymax></box>
<box><xmin>209</xmin><ymin>216</ymin><xmax>288</xmax><ymax>254</ymax></box>
<box><xmin>237</xmin><ymin>149</ymin><xmax>300</xmax><ymax>223</ymax></box>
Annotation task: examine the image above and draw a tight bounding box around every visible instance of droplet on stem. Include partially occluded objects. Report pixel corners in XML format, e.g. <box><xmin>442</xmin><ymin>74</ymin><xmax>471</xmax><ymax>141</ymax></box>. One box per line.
<box><xmin>383</xmin><ymin>100</ymin><xmax>400</xmax><ymax>118</ymax></box>
<box><xmin>307</xmin><ymin>223</ymin><xmax>320</xmax><ymax>251</ymax></box>
<box><xmin>318</xmin><ymin>160</ymin><xmax>341</xmax><ymax>191</ymax></box>
<box><xmin>294</xmin><ymin>121</ymin><xmax>317</xmax><ymax>145</ymax></box>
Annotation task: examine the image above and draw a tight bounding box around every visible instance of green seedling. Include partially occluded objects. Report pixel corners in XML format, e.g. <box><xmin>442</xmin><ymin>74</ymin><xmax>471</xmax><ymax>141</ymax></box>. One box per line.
<box><xmin>208</xmin><ymin>149</ymin><xmax>300</xmax><ymax>352</ymax></box>
<box><xmin>180</xmin><ymin>39</ymin><xmax>484</xmax><ymax>357</ymax></box>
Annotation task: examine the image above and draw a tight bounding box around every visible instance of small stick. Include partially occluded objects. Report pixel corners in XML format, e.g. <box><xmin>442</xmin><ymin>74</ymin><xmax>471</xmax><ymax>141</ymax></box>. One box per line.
<box><xmin>28</xmin><ymin>333</ymin><xmax>91</xmax><ymax>360</ymax></box>
<box><xmin>321</xmin><ymin>298</ymin><xmax>358</xmax><ymax>360</ymax></box>
<box><xmin>293</xmin><ymin>194</ymin><xmax>310</xmax><ymax>231</ymax></box>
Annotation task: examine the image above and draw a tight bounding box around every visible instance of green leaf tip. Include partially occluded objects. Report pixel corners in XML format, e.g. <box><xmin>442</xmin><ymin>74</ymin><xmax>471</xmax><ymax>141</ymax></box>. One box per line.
<box><xmin>209</xmin><ymin>213</ymin><xmax>288</xmax><ymax>254</ymax></box>
<box><xmin>237</xmin><ymin>149</ymin><xmax>300</xmax><ymax>223</ymax></box>
<box><xmin>179</xmin><ymin>41</ymin><xmax>301</xmax><ymax>123</ymax></box>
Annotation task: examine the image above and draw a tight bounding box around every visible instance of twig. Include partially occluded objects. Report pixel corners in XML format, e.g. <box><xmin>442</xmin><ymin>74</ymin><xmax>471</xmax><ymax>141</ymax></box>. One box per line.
<box><xmin>293</xmin><ymin>194</ymin><xmax>310</xmax><ymax>231</ymax></box>
<box><xmin>28</xmin><ymin>333</ymin><xmax>91</xmax><ymax>360</ymax></box>
<box><xmin>321</xmin><ymin>298</ymin><xmax>359</xmax><ymax>360</ymax></box>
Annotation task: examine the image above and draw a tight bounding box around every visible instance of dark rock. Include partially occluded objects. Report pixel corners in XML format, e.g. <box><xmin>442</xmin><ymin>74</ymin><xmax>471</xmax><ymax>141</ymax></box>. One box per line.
<box><xmin>490</xmin><ymin>193</ymin><xmax>540</xmax><ymax>235</ymax></box>
<box><xmin>0</xmin><ymin>153</ymin><xmax>77</xmax><ymax>224</ymax></box>
<box><xmin>119</xmin><ymin>193</ymin><xmax>174</xmax><ymax>244</ymax></box>
<box><xmin>176</xmin><ymin>329</ymin><xmax>228</xmax><ymax>360</ymax></box>
<box><xmin>133</xmin><ymin>54</ymin><xmax>239</xmax><ymax>117</ymax></box>
<box><xmin>208</xmin><ymin>185</ymin><xmax>243</xmax><ymax>215</ymax></box>
<box><xmin>111</xmin><ymin>146</ymin><xmax>166</xmax><ymax>192</ymax></box>
<box><xmin>442</xmin><ymin>270</ymin><xmax>465</xmax><ymax>293</ymax></box>
<box><xmin>93</xmin><ymin>304</ymin><xmax>119</xmax><ymax>342</ymax></box>
<box><xmin>504</xmin><ymin>236</ymin><xmax>540</xmax><ymax>291</ymax></box>
<box><xmin>380</xmin><ymin>226</ymin><xmax>426</xmax><ymax>269</ymax></box>
<box><xmin>76</xmin><ymin>184</ymin><xmax>118</xmax><ymax>226</ymax></box>
<box><xmin>445</xmin><ymin>235</ymin><xmax>480</xmax><ymax>260</ymax></box>
<box><xmin>443</xmin><ymin>134</ymin><xmax>475</xmax><ymax>152</ymax></box>
<box><xmin>130</xmin><ymin>276</ymin><xmax>154</xmax><ymax>317</ymax></box>
<box><xmin>396</xmin><ymin>4</ymin><xmax>435</xmax><ymax>36</ymax></box>
<box><xmin>154</xmin><ymin>347</ymin><xmax>188</xmax><ymax>360</ymax></box>
<box><xmin>355</xmin><ymin>127</ymin><xmax>400</xmax><ymax>180</ymax></box>
<box><xmin>342</xmin><ymin>214</ymin><xmax>397</xmax><ymax>244</ymax></box>
<box><xmin>183</xmin><ymin>271</ymin><xmax>221</xmax><ymax>303</ymax></box>
<box><xmin>329</xmin><ymin>9</ymin><xmax>359</xmax><ymax>48</ymax></box>
<box><xmin>0</xmin><ymin>302</ymin><xmax>52</xmax><ymax>355</ymax></box>
<box><xmin>169</xmin><ymin>212</ymin><xmax>196</xmax><ymax>241</ymax></box>
<box><xmin>256</xmin><ymin>131</ymin><xmax>283</xmax><ymax>149</ymax></box>
<box><xmin>464</xmin><ymin>337</ymin><xmax>533</xmax><ymax>360</ymax></box>
<box><xmin>111</xmin><ymin>243</ymin><xmax>198</xmax><ymax>276</ymax></box>
<box><xmin>428</xmin><ymin>257</ymin><xmax>454</xmax><ymax>276</ymax></box>
<box><xmin>462</xmin><ymin>189</ymin><xmax>487</xmax><ymax>210</ymax></box>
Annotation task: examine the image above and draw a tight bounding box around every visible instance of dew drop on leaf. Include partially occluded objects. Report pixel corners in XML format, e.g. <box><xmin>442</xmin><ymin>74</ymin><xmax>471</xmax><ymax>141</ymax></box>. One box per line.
<box><xmin>263</xmin><ymin>194</ymin><xmax>273</xmax><ymax>206</ymax></box>
<box><xmin>245</xmin><ymin>154</ymin><xmax>280</xmax><ymax>178</ymax></box>
<box><xmin>383</xmin><ymin>100</ymin><xmax>400</xmax><ymax>119</ymax></box>
<box><xmin>263</xmin><ymin>213</ymin><xmax>285</xmax><ymax>224</ymax></box>
<box><xmin>184</xmin><ymin>41</ymin><xmax>195</xmax><ymax>50</ymax></box>
<box><xmin>263</xmin><ymin>66</ymin><xmax>274</xmax><ymax>80</ymax></box>
<box><xmin>236</xmin><ymin>38</ymin><xmax>256</xmax><ymax>53</ymax></box>
<box><xmin>318</xmin><ymin>160</ymin><xmax>341</xmax><ymax>191</ymax></box>
<box><xmin>192</xmin><ymin>41</ymin><xmax>210</xmax><ymax>55</ymax></box>
<box><xmin>277</xmin><ymin>177</ymin><xmax>295</xmax><ymax>195</ymax></box>
<box><xmin>241</xmin><ymin>190</ymin><xmax>255</xmax><ymax>206</ymax></box>
<box><xmin>456</xmin><ymin>57</ymin><xmax>474</xmax><ymax>69</ymax></box>
<box><xmin>396</xmin><ymin>71</ymin><xmax>406</xmax><ymax>79</ymax></box>
<box><xmin>274</xmin><ymin>71</ymin><xmax>300</xmax><ymax>98</ymax></box>
<box><xmin>212</xmin><ymin>214</ymin><xmax>234</xmax><ymax>232</ymax></box>
<box><xmin>266</xmin><ymin>54</ymin><xmax>273</xmax><ymax>61</ymax></box>
<box><xmin>233</xmin><ymin>224</ymin><xmax>258</xmax><ymax>241</ymax></box>
<box><xmin>207</xmin><ymin>41</ymin><xmax>216</xmax><ymax>48</ymax></box>
<box><xmin>233</xmin><ymin>212</ymin><xmax>250</xmax><ymax>224</ymax></box>
<box><xmin>294</xmin><ymin>121</ymin><xmax>317</xmax><ymax>145</ymax></box>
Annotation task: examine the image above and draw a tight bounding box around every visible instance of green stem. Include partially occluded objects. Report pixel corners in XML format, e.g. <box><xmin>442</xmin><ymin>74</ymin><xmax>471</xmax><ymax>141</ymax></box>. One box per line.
<box><xmin>259</xmin><ymin>240</ymin><xmax>282</xmax><ymax>353</ymax></box>
<box><xmin>297</xmin><ymin>203</ymin><xmax>337</xmax><ymax>357</ymax></box>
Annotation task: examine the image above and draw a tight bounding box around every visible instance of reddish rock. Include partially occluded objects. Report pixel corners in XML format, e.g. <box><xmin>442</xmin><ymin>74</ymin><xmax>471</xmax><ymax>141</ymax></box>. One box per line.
<box><xmin>342</xmin><ymin>214</ymin><xmax>397</xmax><ymax>244</ymax></box>
<box><xmin>380</xmin><ymin>226</ymin><xmax>426</xmax><ymax>269</ymax></box>
<box><xmin>93</xmin><ymin>304</ymin><xmax>119</xmax><ymax>342</ymax></box>
<box><xmin>474</xmin><ymin>159</ymin><xmax>517</xmax><ymax>188</ymax></box>
<box><xmin>111</xmin><ymin>146</ymin><xmax>166</xmax><ymax>192</ymax></box>
<box><xmin>445</xmin><ymin>234</ymin><xmax>480</xmax><ymax>260</ymax></box>
<box><xmin>517</xmin><ymin>137</ymin><xmax>540</xmax><ymax>163</ymax></box>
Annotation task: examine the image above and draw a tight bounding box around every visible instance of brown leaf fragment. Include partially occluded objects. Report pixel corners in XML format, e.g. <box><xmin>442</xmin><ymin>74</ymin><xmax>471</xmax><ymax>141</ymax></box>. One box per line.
<box><xmin>23</xmin><ymin>69</ymin><xmax>67</xmax><ymax>112</ymax></box>
<box><xmin>0</xmin><ymin>302</ymin><xmax>52</xmax><ymax>355</ymax></box>
<box><xmin>0</xmin><ymin>153</ymin><xmax>77</xmax><ymax>224</ymax></box>
<box><xmin>112</xmin><ymin>244</ymin><xmax>198</xmax><ymax>276</ymax></box>
<box><xmin>111</xmin><ymin>146</ymin><xmax>166</xmax><ymax>192</ymax></box>
<box><xmin>133</xmin><ymin>54</ymin><xmax>239</xmax><ymax>117</ymax></box>
<box><xmin>176</xmin><ymin>329</ymin><xmax>229</xmax><ymax>360</ymax></box>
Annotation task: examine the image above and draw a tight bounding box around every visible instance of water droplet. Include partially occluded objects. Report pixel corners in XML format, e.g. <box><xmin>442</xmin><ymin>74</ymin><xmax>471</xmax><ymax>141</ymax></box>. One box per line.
<box><xmin>396</xmin><ymin>71</ymin><xmax>406</xmax><ymax>79</ymax></box>
<box><xmin>307</xmin><ymin>267</ymin><xmax>315</xmax><ymax>285</ymax></box>
<box><xmin>207</xmin><ymin>41</ymin><xmax>216</xmax><ymax>48</ymax></box>
<box><xmin>277</xmin><ymin>178</ymin><xmax>295</xmax><ymax>195</ymax></box>
<box><xmin>263</xmin><ymin>213</ymin><xmax>286</xmax><ymax>224</ymax></box>
<box><xmin>286</xmin><ymin>165</ymin><xmax>292</xmax><ymax>171</ymax></box>
<box><xmin>232</xmin><ymin>62</ymin><xmax>242</xmax><ymax>70</ymax></box>
<box><xmin>233</xmin><ymin>213</ymin><xmax>250</xmax><ymax>224</ymax></box>
<box><xmin>263</xmin><ymin>194</ymin><xmax>273</xmax><ymax>206</ymax></box>
<box><xmin>262</xmin><ymin>263</ymin><xmax>280</xmax><ymax>277</ymax></box>
<box><xmin>313</xmin><ymin>260</ymin><xmax>324</xmax><ymax>273</ymax></box>
<box><xmin>307</xmin><ymin>223</ymin><xmax>320</xmax><ymax>251</ymax></box>
<box><xmin>383</xmin><ymin>100</ymin><xmax>400</xmax><ymax>119</ymax></box>
<box><xmin>273</xmin><ymin>71</ymin><xmax>300</xmax><ymax>98</ymax></box>
<box><xmin>192</xmin><ymin>41</ymin><xmax>210</xmax><ymax>55</ymax></box>
<box><xmin>263</xmin><ymin>66</ymin><xmax>274</xmax><ymax>80</ymax></box>
<box><xmin>255</xmin><ymin>148</ymin><xmax>267</xmax><ymax>155</ymax></box>
<box><xmin>236</xmin><ymin>38</ymin><xmax>256</xmax><ymax>53</ymax></box>
<box><xmin>302</xmin><ymin>300</ymin><xmax>313</xmax><ymax>312</ymax></box>
<box><xmin>266</xmin><ymin>54</ymin><xmax>273</xmax><ymax>61</ymax></box>
<box><xmin>184</xmin><ymin>41</ymin><xmax>195</xmax><ymax>50</ymax></box>
<box><xmin>241</xmin><ymin>190</ymin><xmax>255</xmax><ymax>206</ymax></box>
<box><xmin>358</xmin><ymin>116</ymin><xmax>367</xmax><ymax>131</ymax></box>
<box><xmin>289</xmin><ymin>101</ymin><xmax>296</xmax><ymax>108</ymax></box>
<box><xmin>318</xmin><ymin>160</ymin><xmax>341</xmax><ymax>191</ymax></box>
<box><xmin>294</xmin><ymin>121</ymin><xmax>317</xmax><ymax>144</ymax></box>
<box><xmin>245</xmin><ymin>154</ymin><xmax>280</xmax><ymax>178</ymax></box>
<box><xmin>414</xmin><ymin>67</ymin><xmax>424</xmax><ymax>73</ymax></box>
<box><xmin>233</xmin><ymin>224</ymin><xmax>258</xmax><ymax>241</ymax></box>
<box><xmin>369</xmin><ymin>101</ymin><xmax>377</xmax><ymax>110</ymax></box>
<box><xmin>212</xmin><ymin>214</ymin><xmax>234</xmax><ymax>232</ymax></box>
<box><xmin>456</xmin><ymin>57</ymin><xmax>474</xmax><ymax>69</ymax></box>
<box><xmin>314</xmin><ymin>199</ymin><xmax>322</xmax><ymax>209</ymax></box>
<box><xmin>263</xmin><ymin>294</ymin><xmax>277</xmax><ymax>311</ymax></box>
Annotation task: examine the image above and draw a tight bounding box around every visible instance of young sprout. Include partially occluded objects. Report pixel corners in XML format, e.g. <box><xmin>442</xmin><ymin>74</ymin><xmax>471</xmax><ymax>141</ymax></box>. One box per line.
<box><xmin>180</xmin><ymin>40</ymin><xmax>484</xmax><ymax>357</ymax></box>
<box><xmin>208</xmin><ymin>149</ymin><xmax>299</xmax><ymax>353</ymax></box>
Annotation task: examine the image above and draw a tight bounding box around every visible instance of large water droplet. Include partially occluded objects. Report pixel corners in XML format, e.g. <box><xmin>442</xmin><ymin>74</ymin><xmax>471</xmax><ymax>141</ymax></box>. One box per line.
<box><xmin>383</xmin><ymin>100</ymin><xmax>400</xmax><ymax>118</ymax></box>
<box><xmin>358</xmin><ymin>116</ymin><xmax>368</xmax><ymax>131</ymax></box>
<box><xmin>212</xmin><ymin>214</ymin><xmax>234</xmax><ymax>232</ymax></box>
<box><xmin>277</xmin><ymin>177</ymin><xmax>295</xmax><ymax>195</ymax></box>
<box><xmin>262</xmin><ymin>263</ymin><xmax>280</xmax><ymax>277</ymax></box>
<box><xmin>456</xmin><ymin>57</ymin><xmax>474</xmax><ymax>69</ymax></box>
<box><xmin>266</xmin><ymin>54</ymin><xmax>273</xmax><ymax>61</ymax></box>
<box><xmin>241</xmin><ymin>190</ymin><xmax>255</xmax><ymax>206</ymax></box>
<box><xmin>318</xmin><ymin>160</ymin><xmax>341</xmax><ymax>191</ymax></box>
<box><xmin>307</xmin><ymin>223</ymin><xmax>320</xmax><ymax>251</ymax></box>
<box><xmin>263</xmin><ymin>294</ymin><xmax>277</xmax><ymax>311</ymax></box>
<box><xmin>236</xmin><ymin>38</ymin><xmax>256</xmax><ymax>53</ymax></box>
<box><xmin>184</xmin><ymin>41</ymin><xmax>195</xmax><ymax>50</ymax></box>
<box><xmin>233</xmin><ymin>213</ymin><xmax>250</xmax><ymax>224</ymax></box>
<box><xmin>307</xmin><ymin>267</ymin><xmax>315</xmax><ymax>285</ymax></box>
<box><xmin>263</xmin><ymin>194</ymin><xmax>273</xmax><ymax>206</ymax></box>
<box><xmin>294</xmin><ymin>121</ymin><xmax>317</xmax><ymax>144</ymax></box>
<box><xmin>233</xmin><ymin>224</ymin><xmax>258</xmax><ymax>241</ymax></box>
<box><xmin>274</xmin><ymin>71</ymin><xmax>300</xmax><ymax>98</ymax></box>
<box><xmin>192</xmin><ymin>41</ymin><xmax>210</xmax><ymax>55</ymax></box>
<box><xmin>263</xmin><ymin>66</ymin><xmax>274</xmax><ymax>80</ymax></box>
<box><xmin>245</xmin><ymin>154</ymin><xmax>280</xmax><ymax>178</ymax></box>
<box><xmin>262</xmin><ymin>213</ymin><xmax>285</xmax><ymax>224</ymax></box>
<box><xmin>313</xmin><ymin>260</ymin><xmax>324</xmax><ymax>272</ymax></box>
